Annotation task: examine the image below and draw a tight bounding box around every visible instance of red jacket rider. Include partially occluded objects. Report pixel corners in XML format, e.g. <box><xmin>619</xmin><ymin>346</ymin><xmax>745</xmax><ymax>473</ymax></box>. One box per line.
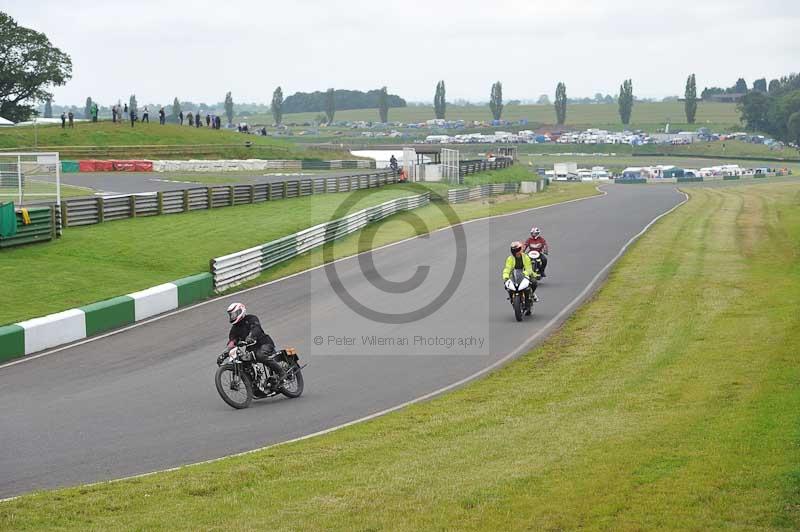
<box><xmin>524</xmin><ymin>230</ymin><xmax>548</xmax><ymax>254</ymax></box>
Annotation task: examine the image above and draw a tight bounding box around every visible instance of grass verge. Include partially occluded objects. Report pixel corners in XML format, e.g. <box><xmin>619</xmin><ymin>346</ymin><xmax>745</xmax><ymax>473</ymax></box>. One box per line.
<box><xmin>2</xmin><ymin>183</ymin><xmax>797</xmax><ymax>529</ymax></box>
<box><xmin>0</xmin><ymin>182</ymin><xmax>597</xmax><ymax>325</ymax></box>
<box><xmin>0</xmin><ymin>122</ymin><xmax>352</xmax><ymax>160</ymax></box>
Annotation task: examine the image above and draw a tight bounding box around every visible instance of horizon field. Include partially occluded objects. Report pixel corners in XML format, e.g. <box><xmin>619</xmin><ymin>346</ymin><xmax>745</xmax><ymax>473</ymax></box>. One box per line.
<box><xmin>241</xmin><ymin>101</ymin><xmax>742</xmax><ymax>132</ymax></box>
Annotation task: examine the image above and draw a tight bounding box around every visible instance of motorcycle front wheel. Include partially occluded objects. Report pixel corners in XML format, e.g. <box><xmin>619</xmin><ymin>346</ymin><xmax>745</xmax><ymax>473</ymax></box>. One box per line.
<box><xmin>215</xmin><ymin>364</ymin><xmax>253</xmax><ymax>409</ymax></box>
<box><xmin>512</xmin><ymin>293</ymin><xmax>523</xmax><ymax>322</ymax></box>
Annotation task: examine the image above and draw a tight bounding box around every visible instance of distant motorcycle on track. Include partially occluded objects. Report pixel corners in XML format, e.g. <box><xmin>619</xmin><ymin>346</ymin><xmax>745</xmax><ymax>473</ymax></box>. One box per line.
<box><xmin>215</xmin><ymin>340</ymin><xmax>305</xmax><ymax>409</ymax></box>
<box><xmin>528</xmin><ymin>250</ymin><xmax>547</xmax><ymax>281</ymax></box>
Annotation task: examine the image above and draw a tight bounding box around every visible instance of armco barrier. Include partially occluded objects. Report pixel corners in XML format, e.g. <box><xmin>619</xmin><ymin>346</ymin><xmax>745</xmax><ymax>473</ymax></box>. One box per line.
<box><xmin>212</xmin><ymin>193</ymin><xmax>431</xmax><ymax>291</ymax></box>
<box><xmin>459</xmin><ymin>157</ymin><xmax>513</xmax><ymax>177</ymax></box>
<box><xmin>445</xmin><ymin>181</ymin><xmax>540</xmax><ymax>203</ymax></box>
<box><xmin>0</xmin><ymin>272</ymin><xmax>214</xmax><ymax>361</ymax></box>
<box><xmin>60</xmin><ymin>171</ymin><xmax>400</xmax><ymax>227</ymax></box>
<box><xmin>0</xmin><ymin>205</ymin><xmax>56</xmax><ymax>249</ymax></box>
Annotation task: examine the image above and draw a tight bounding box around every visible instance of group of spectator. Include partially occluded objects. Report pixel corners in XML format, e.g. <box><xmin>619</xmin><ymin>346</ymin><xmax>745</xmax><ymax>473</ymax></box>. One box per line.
<box><xmin>176</xmin><ymin>111</ymin><xmax>222</xmax><ymax>129</ymax></box>
<box><xmin>60</xmin><ymin>111</ymin><xmax>75</xmax><ymax>128</ymax></box>
<box><xmin>58</xmin><ymin>103</ymin><xmax>227</xmax><ymax>130</ymax></box>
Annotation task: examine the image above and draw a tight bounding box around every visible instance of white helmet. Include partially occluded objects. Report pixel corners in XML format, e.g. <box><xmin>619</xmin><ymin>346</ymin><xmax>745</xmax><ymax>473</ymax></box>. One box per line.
<box><xmin>227</xmin><ymin>302</ymin><xmax>246</xmax><ymax>324</ymax></box>
<box><xmin>530</xmin><ymin>226</ymin><xmax>541</xmax><ymax>238</ymax></box>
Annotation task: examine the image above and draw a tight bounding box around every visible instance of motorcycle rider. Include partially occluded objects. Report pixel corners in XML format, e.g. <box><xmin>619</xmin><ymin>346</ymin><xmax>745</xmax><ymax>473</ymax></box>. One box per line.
<box><xmin>524</xmin><ymin>227</ymin><xmax>549</xmax><ymax>277</ymax></box>
<box><xmin>226</xmin><ymin>302</ymin><xmax>286</xmax><ymax>387</ymax></box>
<box><xmin>502</xmin><ymin>241</ymin><xmax>540</xmax><ymax>314</ymax></box>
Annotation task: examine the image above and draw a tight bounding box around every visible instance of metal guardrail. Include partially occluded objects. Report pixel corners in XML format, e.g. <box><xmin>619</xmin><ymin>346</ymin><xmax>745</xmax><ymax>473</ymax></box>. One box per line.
<box><xmin>211</xmin><ymin>192</ymin><xmax>431</xmax><ymax>291</ymax></box>
<box><xmin>459</xmin><ymin>157</ymin><xmax>513</xmax><ymax>177</ymax></box>
<box><xmin>0</xmin><ymin>205</ymin><xmax>58</xmax><ymax>249</ymax></box>
<box><xmin>446</xmin><ymin>182</ymin><xmax>519</xmax><ymax>203</ymax></box>
<box><xmin>59</xmin><ymin>171</ymin><xmax>399</xmax><ymax>227</ymax></box>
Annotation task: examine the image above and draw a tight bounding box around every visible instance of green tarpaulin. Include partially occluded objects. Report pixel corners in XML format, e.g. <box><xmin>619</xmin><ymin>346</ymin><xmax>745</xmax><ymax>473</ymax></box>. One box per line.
<box><xmin>0</xmin><ymin>202</ymin><xmax>17</xmax><ymax>238</ymax></box>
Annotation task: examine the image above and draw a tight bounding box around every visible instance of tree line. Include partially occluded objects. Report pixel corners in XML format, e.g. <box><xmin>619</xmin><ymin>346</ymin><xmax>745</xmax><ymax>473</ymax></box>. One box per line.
<box><xmin>738</xmin><ymin>74</ymin><xmax>800</xmax><ymax>144</ymax></box>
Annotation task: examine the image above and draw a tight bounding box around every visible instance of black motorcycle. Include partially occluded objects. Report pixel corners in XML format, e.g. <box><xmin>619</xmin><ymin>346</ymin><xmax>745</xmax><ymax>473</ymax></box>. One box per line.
<box><xmin>215</xmin><ymin>340</ymin><xmax>305</xmax><ymax>409</ymax></box>
<box><xmin>505</xmin><ymin>268</ymin><xmax>534</xmax><ymax>322</ymax></box>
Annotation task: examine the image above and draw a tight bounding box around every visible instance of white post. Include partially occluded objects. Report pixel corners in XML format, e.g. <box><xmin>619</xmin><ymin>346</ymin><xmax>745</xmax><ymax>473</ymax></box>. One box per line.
<box><xmin>17</xmin><ymin>155</ymin><xmax>22</xmax><ymax>205</ymax></box>
<box><xmin>55</xmin><ymin>152</ymin><xmax>61</xmax><ymax>205</ymax></box>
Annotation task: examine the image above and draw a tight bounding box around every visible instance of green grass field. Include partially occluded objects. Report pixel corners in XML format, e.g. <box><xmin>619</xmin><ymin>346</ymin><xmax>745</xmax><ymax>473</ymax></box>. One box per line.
<box><xmin>0</xmin><ymin>181</ymin><xmax>595</xmax><ymax>325</ymax></box>
<box><xmin>243</xmin><ymin>101</ymin><xmax>741</xmax><ymax>132</ymax></box>
<box><xmin>0</xmin><ymin>122</ymin><xmax>351</xmax><ymax>160</ymax></box>
<box><xmin>2</xmin><ymin>182</ymin><xmax>796</xmax><ymax>530</ymax></box>
<box><xmin>0</xmin><ymin>187</ymin><xmax>413</xmax><ymax>325</ymax></box>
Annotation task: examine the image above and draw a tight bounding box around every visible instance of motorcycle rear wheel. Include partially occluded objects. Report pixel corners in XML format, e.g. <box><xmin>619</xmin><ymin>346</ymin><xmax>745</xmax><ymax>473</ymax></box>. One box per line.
<box><xmin>215</xmin><ymin>364</ymin><xmax>253</xmax><ymax>409</ymax></box>
<box><xmin>281</xmin><ymin>365</ymin><xmax>305</xmax><ymax>399</ymax></box>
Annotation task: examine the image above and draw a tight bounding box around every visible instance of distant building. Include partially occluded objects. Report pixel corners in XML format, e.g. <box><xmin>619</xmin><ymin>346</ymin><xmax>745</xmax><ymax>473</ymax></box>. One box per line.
<box><xmin>706</xmin><ymin>93</ymin><xmax>746</xmax><ymax>103</ymax></box>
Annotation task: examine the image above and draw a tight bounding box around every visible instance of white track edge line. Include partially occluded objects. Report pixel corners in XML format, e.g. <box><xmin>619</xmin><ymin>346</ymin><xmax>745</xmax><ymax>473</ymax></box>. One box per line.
<box><xmin>0</xmin><ymin>188</ymin><xmax>687</xmax><ymax>502</ymax></box>
<box><xmin>0</xmin><ymin>185</ymin><xmax>607</xmax><ymax>370</ymax></box>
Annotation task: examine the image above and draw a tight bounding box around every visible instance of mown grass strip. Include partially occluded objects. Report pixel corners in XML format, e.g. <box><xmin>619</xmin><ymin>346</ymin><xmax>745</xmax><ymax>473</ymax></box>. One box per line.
<box><xmin>2</xmin><ymin>182</ymin><xmax>797</xmax><ymax>530</ymax></box>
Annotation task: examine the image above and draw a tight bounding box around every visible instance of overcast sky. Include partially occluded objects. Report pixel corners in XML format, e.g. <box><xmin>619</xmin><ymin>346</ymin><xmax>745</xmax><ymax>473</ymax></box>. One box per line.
<box><xmin>5</xmin><ymin>0</ymin><xmax>800</xmax><ymax>106</ymax></box>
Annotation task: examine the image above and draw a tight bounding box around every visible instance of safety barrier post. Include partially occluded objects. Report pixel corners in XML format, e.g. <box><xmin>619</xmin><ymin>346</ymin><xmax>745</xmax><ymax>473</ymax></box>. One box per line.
<box><xmin>130</xmin><ymin>195</ymin><xmax>137</xmax><ymax>218</ymax></box>
<box><xmin>229</xmin><ymin>186</ymin><xmax>235</xmax><ymax>207</ymax></box>
<box><xmin>183</xmin><ymin>189</ymin><xmax>189</xmax><ymax>212</ymax></box>
<box><xmin>206</xmin><ymin>187</ymin><xmax>213</xmax><ymax>209</ymax></box>
<box><xmin>249</xmin><ymin>185</ymin><xmax>255</xmax><ymax>204</ymax></box>
<box><xmin>97</xmin><ymin>197</ymin><xmax>105</xmax><ymax>223</ymax></box>
<box><xmin>60</xmin><ymin>200</ymin><xmax>68</xmax><ymax>227</ymax></box>
<box><xmin>157</xmin><ymin>191</ymin><xmax>164</xmax><ymax>215</ymax></box>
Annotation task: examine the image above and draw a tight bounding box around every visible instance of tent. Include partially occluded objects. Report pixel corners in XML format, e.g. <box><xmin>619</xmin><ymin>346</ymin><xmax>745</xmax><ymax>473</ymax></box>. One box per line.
<box><xmin>0</xmin><ymin>116</ymin><xmax>14</xmax><ymax>127</ymax></box>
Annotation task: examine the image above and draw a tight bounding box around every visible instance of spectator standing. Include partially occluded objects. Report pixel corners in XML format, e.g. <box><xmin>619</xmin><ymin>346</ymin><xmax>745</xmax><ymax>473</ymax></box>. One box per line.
<box><xmin>124</xmin><ymin>103</ymin><xmax>129</xmax><ymax>120</ymax></box>
<box><xmin>68</xmin><ymin>111</ymin><xmax>74</xmax><ymax>128</ymax></box>
<box><xmin>130</xmin><ymin>108</ymin><xmax>136</xmax><ymax>127</ymax></box>
<box><xmin>179</xmin><ymin>110</ymin><xmax>184</xmax><ymax>125</ymax></box>
<box><xmin>142</xmin><ymin>107</ymin><xmax>149</xmax><ymax>123</ymax></box>
<box><xmin>215</xmin><ymin>115</ymin><xmax>221</xmax><ymax>129</ymax></box>
<box><xmin>195</xmin><ymin>112</ymin><xmax>201</xmax><ymax>128</ymax></box>
<box><xmin>111</xmin><ymin>105</ymin><xmax>117</xmax><ymax>123</ymax></box>
<box><xmin>91</xmin><ymin>102</ymin><xmax>98</xmax><ymax>122</ymax></box>
<box><xmin>60</xmin><ymin>112</ymin><xmax>66</xmax><ymax>128</ymax></box>
<box><xmin>159</xmin><ymin>107</ymin><xmax>166</xmax><ymax>125</ymax></box>
<box><xmin>205</xmin><ymin>114</ymin><xmax>211</xmax><ymax>127</ymax></box>
<box><xmin>187</xmin><ymin>112</ymin><xmax>194</xmax><ymax>126</ymax></box>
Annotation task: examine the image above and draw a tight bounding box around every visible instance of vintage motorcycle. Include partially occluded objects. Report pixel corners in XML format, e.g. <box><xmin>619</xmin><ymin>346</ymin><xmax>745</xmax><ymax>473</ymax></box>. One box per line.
<box><xmin>215</xmin><ymin>340</ymin><xmax>305</xmax><ymax>409</ymax></box>
<box><xmin>504</xmin><ymin>268</ymin><xmax>534</xmax><ymax>322</ymax></box>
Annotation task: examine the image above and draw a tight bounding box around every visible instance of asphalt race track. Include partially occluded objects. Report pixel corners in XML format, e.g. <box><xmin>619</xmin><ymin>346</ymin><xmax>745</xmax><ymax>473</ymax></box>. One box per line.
<box><xmin>0</xmin><ymin>184</ymin><xmax>684</xmax><ymax>497</ymax></box>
